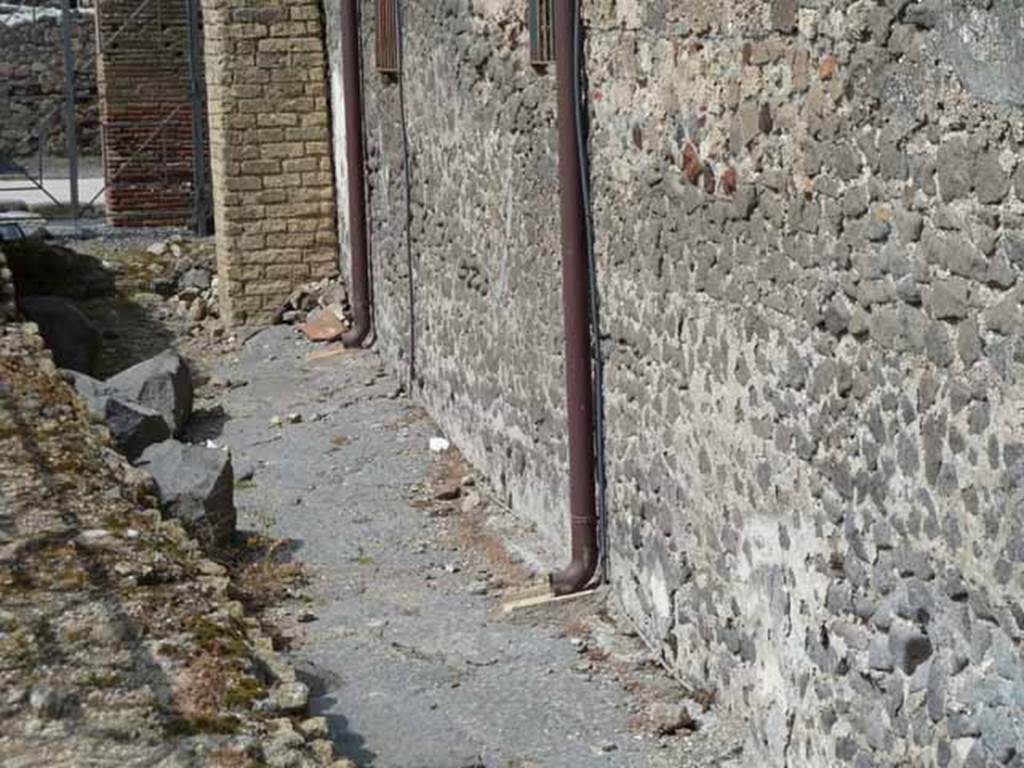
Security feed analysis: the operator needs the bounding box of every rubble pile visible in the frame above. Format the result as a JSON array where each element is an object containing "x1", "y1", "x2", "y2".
[
  {"x1": 0, "y1": 313, "x2": 352, "y2": 767},
  {"x1": 145, "y1": 236, "x2": 223, "y2": 336},
  {"x1": 274, "y1": 279, "x2": 352, "y2": 343},
  {"x1": 67, "y1": 349, "x2": 238, "y2": 550}
]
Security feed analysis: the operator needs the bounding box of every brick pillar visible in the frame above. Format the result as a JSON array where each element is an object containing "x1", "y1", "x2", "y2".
[
  {"x1": 200, "y1": 0, "x2": 338, "y2": 327},
  {"x1": 94, "y1": 0, "x2": 198, "y2": 226}
]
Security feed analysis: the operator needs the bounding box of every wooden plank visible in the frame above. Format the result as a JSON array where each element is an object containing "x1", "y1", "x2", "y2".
[
  {"x1": 501, "y1": 585, "x2": 598, "y2": 614},
  {"x1": 306, "y1": 346, "x2": 354, "y2": 362}
]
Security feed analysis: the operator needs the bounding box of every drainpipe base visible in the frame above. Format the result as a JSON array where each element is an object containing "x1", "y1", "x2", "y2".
[{"x1": 550, "y1": 546, "x2": 599, "y2": 597}]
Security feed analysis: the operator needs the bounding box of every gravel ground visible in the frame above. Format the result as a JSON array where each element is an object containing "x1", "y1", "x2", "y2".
[
  {"x1": 191, "y1": 326, "x2": 748, "y2": 768},
  {"x1": 54, "y1": 224, "x2": 205, "y2": 254},
  {"x1": 22, "y1": 228, "x2": 749, "y2": 767}
]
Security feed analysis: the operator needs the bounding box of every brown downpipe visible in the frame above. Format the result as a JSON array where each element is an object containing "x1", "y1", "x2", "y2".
[
  {"x1": 550, "y1": 0, "x2": 598, "y2": 597},
  {"x1": 340, "y1": 0, "x2": 371, "y2": 348}
]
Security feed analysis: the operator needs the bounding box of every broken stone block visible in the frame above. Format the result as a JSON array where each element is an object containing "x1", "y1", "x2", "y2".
[
  {"x1": 926, "y1": 656, "x2": 947, "y2": 723},
  {"x1": 983, "y1": 288, "x2": 1024, "y2": 336},
  {"x1": 187, "y1": 298, "x2": 207, "y2": 323},
  {"x1": 18, "y1": 295, "x2": 100, "y2": 374},
  {"x1": 268, "y1": 681, "x2": 310, "y2": 715},
  {"x1": 646, "y1": 702, "x2": 695, "y2": 735},
  {"x1": 65, "y1": 369, "x2": 108, "y2": 412},
  {"x1": 974, "y1": 150, "x2": 1010, "y2": 204},
  {"x1": 146, "y1": 241, "x2": 170, "y2": 257},
  {"x1": 263, "y1": 734, "x2": 305, "y2": 768},
  {"x1": 103, "y1": 397, "x2": 171, "y2": 461},
  {"x1": 460, "y1": 490, "x2": 484, "y2": 514},
  {"x1": 179, "y1": 267, "x2": 211, "y2": 292},
  {"x1": 136, "y1": 440, "x2": 236, "y2": 548},
  {"x1": 281, "y1": 286, "x2": 317, "y2": 315},
  {"x1": 65, "y1": 370, "x2": 170, "y2": 460},
  {"x1": 28, "y1": 686, "x2": 68, "y2": 720},
  {"x1": 823, "y1": 295, "x2": 852, "y2": 336},
  {"x1": 105, "y1": 350, "x2": 193, "y2": 435},
  {"x1": 770, "y1": 0, "x2": 796, "y2": 31},
  {"x1": 869, "y1": 634, "x2": 894, "y2": 671},
  {"x1": 937, "y1": 136, "x2": 972, "y2": 201}
]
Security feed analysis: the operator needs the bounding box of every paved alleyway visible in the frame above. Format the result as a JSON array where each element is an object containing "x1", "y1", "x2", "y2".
[{"x1": 193, "y1": 326, "x2": 744, "y2": 768}]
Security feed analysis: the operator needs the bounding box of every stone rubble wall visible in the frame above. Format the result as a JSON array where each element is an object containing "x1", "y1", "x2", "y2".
[
  {"x1": 200, "y1": 0, "x2": 339, "y2": 326},
  {"x1": 0, "y1": 7, "x2": 99, "y2": 160},
  {"x1": 324, "y1": 0, "x2": 572, "y2": 546},
  {"x1": 587, "y1": 2, "x2": 1024, "y2": 765},
  {"x1": 323, "y1": 1, "x2": 1024, "y2": 765}
]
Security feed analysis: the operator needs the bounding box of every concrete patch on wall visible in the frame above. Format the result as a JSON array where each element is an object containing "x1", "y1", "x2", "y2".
[{"x1": 938, "y1": 0, "x2": 1024, "y2": 107}]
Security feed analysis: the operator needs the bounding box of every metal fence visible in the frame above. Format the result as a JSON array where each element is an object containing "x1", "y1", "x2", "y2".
[{"x1": 0, "y1": 0, "x2": 211, "y2": 233}]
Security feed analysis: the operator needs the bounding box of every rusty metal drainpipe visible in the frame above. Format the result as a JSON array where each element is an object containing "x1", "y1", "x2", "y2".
[
  {"x1": 340, "y1": 0, "x2": 371, "y2": 348},
  {"x1": 550, "y1": 0, "x2": 598, "y2": 596}
]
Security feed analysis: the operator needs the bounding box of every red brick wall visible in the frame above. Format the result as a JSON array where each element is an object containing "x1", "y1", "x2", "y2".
[{"x1": 94, "y1": 0, "x2": 201, "y2": 227}]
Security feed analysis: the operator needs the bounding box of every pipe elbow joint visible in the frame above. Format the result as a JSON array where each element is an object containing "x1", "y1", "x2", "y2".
[
  {"x1": 341, "y1": 324, "x2": 370, "y2": 348},
  {"x1": 341, "y1": 305, "x2": 371, "y2": 348},
  {"x1": 549, "y1": 547, "x2": 598, "y2": 597}
]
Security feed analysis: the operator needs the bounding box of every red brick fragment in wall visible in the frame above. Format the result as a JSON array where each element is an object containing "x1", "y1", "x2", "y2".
[
  {"x1": 681, "y1": 143, "x2": 703, "y2": 185},
  {"x1": 721, "y1": 167, "x2": 738, "y2": 195},
  {"x1": 820, "y1": 54, "x2": 837, "y2": 80}
]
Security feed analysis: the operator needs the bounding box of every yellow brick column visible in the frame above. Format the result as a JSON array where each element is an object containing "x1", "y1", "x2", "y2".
[{"x1": 200, "y1": 0, "x2": 339, "y2": 326}]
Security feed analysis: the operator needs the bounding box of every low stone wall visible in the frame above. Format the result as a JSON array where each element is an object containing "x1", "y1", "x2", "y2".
[
  {"x1": 201, "y1": 0, "x2": 338, "y2": 326},
  {"x1": 0, "y1": 289, "x2": 342, "y2": 767},
  {"x1": 0, "y1": 7, "x2": 99, "y2": 160},
  {"x1": 327, "y1": 0, "x2": 1024, "y2": 765}
]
